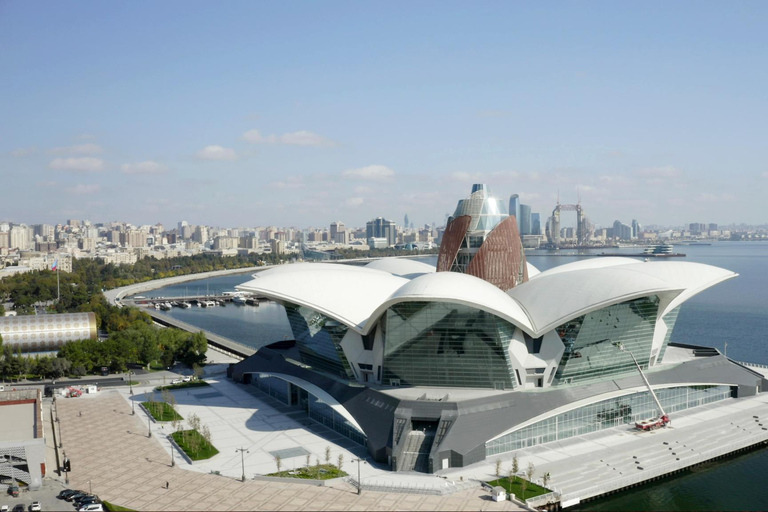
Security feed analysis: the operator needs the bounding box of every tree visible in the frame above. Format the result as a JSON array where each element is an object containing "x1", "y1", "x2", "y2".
[
  {"x1": 305, "y1": 453, "x2": 311, "y2": 468},
  {"x1": 507, "y1": 466, "x2": 514, "y2": 495},
  {"x1": 526, "y1": 461, "x2": 535, "y2": 485},
  {"x1": 495, "y1": 459, "x2": 502, "y2": 479},
  {"x1": 324, "y1": 446, "x2": 331, "y2": 465},
  {"x1": 275, "y1": 454, "x2": 282, "y2": 474},
  {"x1": 521, "y1": 478, "x2": 528, "y2": 501},
  {"x1": 192, "y1": 363, "x2": 204, "y2": 381},
  {"x1": 337, "y1": 453, "x2": 343, "y2": 471},
  {"x1": 542, "y1": 472, "x2": 551, "y2": 489},
  {"x1": 511, "y1": 455, "x2": 519, "y2": 483}
]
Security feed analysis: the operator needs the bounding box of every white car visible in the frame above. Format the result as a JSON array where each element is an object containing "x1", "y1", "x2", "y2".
[
  {"x1": 78, "y1": 504, "x2": 103, "y2": 512},
  {"x1": 1, "y1": 505, "x2": 10, "y2": 512},
  {"x1": 29, "y1": 503, "x2": 42, "y2": 512}
]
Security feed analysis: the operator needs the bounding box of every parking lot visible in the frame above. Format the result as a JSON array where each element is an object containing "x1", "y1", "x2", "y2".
[{"x1": 0, "y1": 479, "x2": 69, "y2": 512}]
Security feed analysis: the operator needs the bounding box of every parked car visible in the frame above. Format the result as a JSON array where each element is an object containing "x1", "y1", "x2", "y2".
[
  {"x1": 73, "y1": 495, "x2": 97, "y2": 505},
  {"x1": 58, "y1": 490, "x2": 77, "y2": 499},
  {"x1": 65, "y1": 492, "x2": 88, "y2": 502},
  {"x1": 11, "y1": 505, "x2": 24, "y2": 512},
  {"x1": 1, "y1": 504, "x2": 10, "y2": 512},
  {"x1": 29, "y1": 502, "x2": 41, "y2": 512},
  {"x1": 77, "y1": 504, "x2": 103, "y2": 512},
  {"x1": 7, "y1": 485, "x2": 19, "y2": 497},
  {"x1": 75, "y1": 497, "x2": 99, "y2": 507}
]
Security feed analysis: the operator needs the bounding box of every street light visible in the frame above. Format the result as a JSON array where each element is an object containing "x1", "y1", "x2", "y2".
[
  {"x1": 88, "y1": 480, "x2": 92, "y2": 495},
  {"x1": 351, "y1": 457, "x2": 367, "y2": 495},
  {"x1": 236, "y1": 447, "x2": 249, "y2": 482},
  {"x1": 148, "y1": 413, "x2": 152, "y2": 438}
]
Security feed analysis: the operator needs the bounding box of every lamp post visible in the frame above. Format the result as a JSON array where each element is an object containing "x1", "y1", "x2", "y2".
[
  {"x1": 351, "y1": 457, "x2": 367, "y2": 495},
  {"x1": 148, "y1": 412, "x2": 152, "y2": 438},
  {"x1": 236, "y1": 447, "x2": 249, "y2": 482},
  {"x1": 88, "y1": 480, "x2": 92, "y2": 495}
]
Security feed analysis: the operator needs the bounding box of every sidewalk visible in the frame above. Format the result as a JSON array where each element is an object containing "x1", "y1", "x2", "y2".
[{"x1": 56, "y1": 390, "x2": 524, "y2": 511}]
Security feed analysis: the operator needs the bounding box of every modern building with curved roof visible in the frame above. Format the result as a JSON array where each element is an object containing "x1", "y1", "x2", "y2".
[{"x1": 232, "y1": 185, "x2": 766, "y2": 474}]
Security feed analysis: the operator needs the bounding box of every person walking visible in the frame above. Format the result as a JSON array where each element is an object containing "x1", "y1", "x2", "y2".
[{"x1": 165, "y1": 481, "x2": 169, "y2": 489}]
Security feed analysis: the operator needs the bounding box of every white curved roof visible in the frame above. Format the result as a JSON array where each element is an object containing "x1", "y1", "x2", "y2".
[
  {"x1": 237, "y1": 263, "x2": 408, "y2": 331},
  {"x1": 364, "y1": 258, "x2": 436, "y2": 277},
  {"x1": 508, "y1": 260, "x2": 737, "y2": 335},
  {"x1": 530, "y1": 257, "x2": 638, "y2": 278},
  {"x1": 237, "y1": 260, "x2": 737, "y2": 338},
  {"x1": 526, "y1": 261, "x2": 541, "y2": 278},
  {"x1": 365, "y1": 271, "x2": 534, "y2": 334}
]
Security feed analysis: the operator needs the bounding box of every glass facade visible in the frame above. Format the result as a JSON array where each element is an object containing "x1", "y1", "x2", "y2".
[
  {"x1": 554, "y1": 296, "x2": 660, "y2": 385},
  {"x1": 251, "y1": 374, "x2": 367, "y2": 446},
  {"x1": 486, "y1": 385, "x2": 732, "y2": 456},
  {"x1": 657, "y1": 306, "x2": 681, "y2": 363},
  {"x1": 284, "y1": 302, "x2": 354, "y2": 379},
  {"x1": 381, "y1": 301, "x2": 516, "y2": 389}
]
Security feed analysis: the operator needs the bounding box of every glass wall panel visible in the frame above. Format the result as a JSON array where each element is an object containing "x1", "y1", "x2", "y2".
[
  {"x1": 382, "y1": 301, "x2": 516, "y2": 389},
  {"x1": 284, "y1": 302, "x2": 353, "y2": 379},
  {"x1": 657, "y1": 306, "x2": 681, "y2": 363},
  {"x1": 486, "y1": 385, "x2": 732, "y2": 456},
  {"x1": 554, "y1": 296, "x2": 660, "y2": 385}
]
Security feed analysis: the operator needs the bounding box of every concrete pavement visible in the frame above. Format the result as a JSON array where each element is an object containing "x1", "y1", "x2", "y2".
[{"x1": 56, "y1": 389, "x2": 523, "y2": 511}]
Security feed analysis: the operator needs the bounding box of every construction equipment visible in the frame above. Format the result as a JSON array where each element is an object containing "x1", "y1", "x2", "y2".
[{"x1": 613, "y1": 341, "x2": 670, "y2": 431}]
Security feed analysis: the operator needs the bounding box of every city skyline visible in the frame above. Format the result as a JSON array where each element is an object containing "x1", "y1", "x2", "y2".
[{"x1": 3, "y1": 2, "x2": 768, "y2": 227}]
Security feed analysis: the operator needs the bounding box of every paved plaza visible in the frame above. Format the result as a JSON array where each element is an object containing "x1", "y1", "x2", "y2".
[{"x1": 56, "y1": 383, "x2": 523, "y2": 511}]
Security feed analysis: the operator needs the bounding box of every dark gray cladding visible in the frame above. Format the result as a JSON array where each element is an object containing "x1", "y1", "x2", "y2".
[{"x1": 232, "y1": 345, "x2": 766, "y2": 471}]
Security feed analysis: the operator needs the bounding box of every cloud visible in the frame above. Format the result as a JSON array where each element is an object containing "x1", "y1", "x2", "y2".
[
  {"x1": 354, "y1": 185, "x2": 373, "y2": 194},
  {"x1": 762, "y1": 171, "x2": 768, "y2": 178},
  {"x1": 449, "y1": 171, "x2": 485, "y2": 182},
  {"x1": 633, "y1": 165, "x2": 683, "y2": 179},
  {"x1": 280, "y1": 131, "x2": 334, "y2": 147},
  {"x1": 50, "y1": 143, "x2": 103, "y2": 155},
  {"x1": 242, "y1": 129, "x2": 335, "y2": 147},
  {"x1": 196, "y1": 145, "x2": 237, "y2": 161},
  {"x1": 697, "y1": 192, "x2": 735, "y2": 202},
  {"x1": 121, "y1": 161, "x2": 169, "y2": 175},
  {"x1": 49, "y1": 157, "x2": 104, "y2": 172},
  {"x1": 346, "y1": 197, "x2": 364, "y2": 207},
  {"x1": 36, "y1": 180, "x2": 58, "y2": 188},
  {"x1": 10, "y1": 147, "x2": 36, "y2": 157},
  {"x1": 65, "y1": 184, "x2": 101, "y2": 195},
  {"x1": 342, "y1": 165, "x2": 395, "y2": 181},
  {"x1": 270, "y1": 176, "x2": 305, "y2": 189}
]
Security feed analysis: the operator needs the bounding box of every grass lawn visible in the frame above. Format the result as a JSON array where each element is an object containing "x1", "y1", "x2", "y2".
[
  {"x1": 103, "y1": 502, "x2": 136, "y2": 511},
  {"x1": 266, "y1": 464, "x2": 348, "y2": 480},
  {"x1": 141, "y1": 401, "x2": 183, "y2": 422},
  {"x1": 487, "y1": 477, "x2": 551, "y2": 501},
  {"x1": 172, "y1": 429, "x2": 219, "y2": 460},
  {"x1": 155, "y1": 380, "x2": 210, "y2": 391}
]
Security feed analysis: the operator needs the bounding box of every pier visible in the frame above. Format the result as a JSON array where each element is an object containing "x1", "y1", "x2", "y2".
[{"x1": 142, "y1": 307, "x2": 256, "y2": 360}]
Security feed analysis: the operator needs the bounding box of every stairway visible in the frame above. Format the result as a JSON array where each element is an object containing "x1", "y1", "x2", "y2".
[{"x1": 398, "y1": 430, "x2": 436, "y2": 472}]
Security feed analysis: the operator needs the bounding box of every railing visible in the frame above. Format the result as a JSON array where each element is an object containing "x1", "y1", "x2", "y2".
[
  {"x1": 345, "y1": 476, "x2": 480, "y2": 496},
  {"x1": 736, "y1": 360, "x2": 768, "y2": 370},
  {"x1": 558, "y1": 430, "x2": 768, "y2": 505},
  {"x1": 526, "y1": 490, "x2": 562, "y2": 508}
]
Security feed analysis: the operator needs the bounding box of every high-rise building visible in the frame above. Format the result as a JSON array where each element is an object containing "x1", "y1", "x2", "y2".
[
  {"x1": 631, "y1": 219, "x2": 642, "y2": 239},
  {"x1": 330, "y1": 221, "x2": 345, "y2": 242},
  {"x1": 404, "y1": 213, "x2": 409, "y2": 229},
  {"x1": 438, "y1": 184, "x2": 527, "y2": 291},
  {"x1": 193, "y1": 225, "x2": 209, "y2": 244},
  {"x1": 366, "y1": 217, "x2": 397, "y2": 247},
  {"x1": 613, "y1": 220, "x2": 633, "y2": 241},
  {"x1": 270, "y1": 239, "x2": 285, "y2": 255},
  {"x1": 519, "y1": 204, "x2": 532, "y2": 235},
  {"x1": 9, "y1": 225, "x2": 30, "y2": 250},
  {"x1": 531, "y1": 213, "x2": 541, "y2": 236},
  {"x1": 508, "y1": 194, "x2": 520, "y2": 230}
]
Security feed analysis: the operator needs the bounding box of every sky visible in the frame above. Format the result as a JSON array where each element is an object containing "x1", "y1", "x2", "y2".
[{"x1": 2, "y1": 1, "x2": 768, "y2": 229}]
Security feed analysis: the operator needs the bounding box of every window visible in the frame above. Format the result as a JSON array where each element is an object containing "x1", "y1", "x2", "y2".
[{"x1": 362, "y1": 333, "x2": 375, "y2": 351}]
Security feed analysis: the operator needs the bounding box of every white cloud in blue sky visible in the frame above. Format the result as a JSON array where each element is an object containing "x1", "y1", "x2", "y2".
[{"x1": 2, "y1": 1, "x2": 767, "y2": 227}]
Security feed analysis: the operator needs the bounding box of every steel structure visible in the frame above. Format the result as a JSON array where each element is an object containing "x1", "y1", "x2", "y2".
[{"x1": 548, "y1": 202, "x2": 590, "y2": 246}]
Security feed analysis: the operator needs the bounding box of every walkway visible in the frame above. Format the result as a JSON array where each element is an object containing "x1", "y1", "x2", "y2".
[{"x1": 56, "y1": 389, "x2": 523, "y2": 511}]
